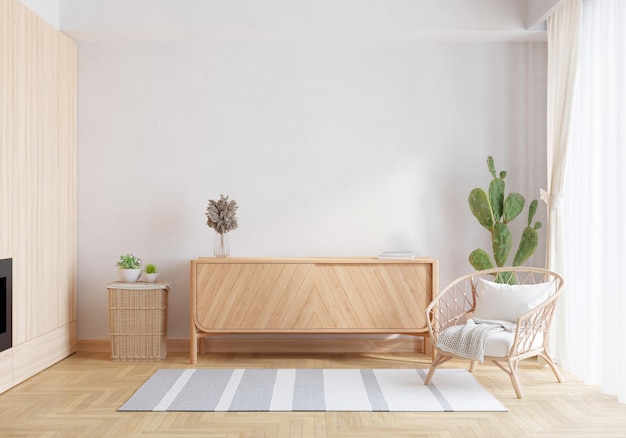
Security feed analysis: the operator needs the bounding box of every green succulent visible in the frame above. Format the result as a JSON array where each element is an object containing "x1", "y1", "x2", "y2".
[{"x1": 116, "y1": 253, "x2": 142, "y2": 270}]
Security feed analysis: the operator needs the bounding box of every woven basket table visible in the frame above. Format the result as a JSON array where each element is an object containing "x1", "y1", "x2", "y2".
[{"x1": 107, "y1": 281, "x2": 170, "y2": 361}]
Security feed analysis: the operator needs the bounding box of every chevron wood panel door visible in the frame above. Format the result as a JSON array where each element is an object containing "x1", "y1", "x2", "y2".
[
  {"x1": 191, "y1": 258, "x2": 438, "y2": 364},
  {"x1": 313, "y1": 263, "x2": 431, "y2": 330},
  {"x1": 194, "y1": 262, "x2": 315, "y2": 331}
]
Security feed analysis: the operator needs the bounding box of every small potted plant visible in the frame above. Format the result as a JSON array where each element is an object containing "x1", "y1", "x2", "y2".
[
  {"x1": 116, "y1": 253, "x2": 142, "y2": 283},
  {"x1": 142, "y1": 263, "x2": 160, "y2": 283}
]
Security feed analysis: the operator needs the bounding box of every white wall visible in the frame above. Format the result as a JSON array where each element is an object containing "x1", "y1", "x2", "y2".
[
  {"x1": 78, "y1": 40, "x2": 547, "y2": 339},
  {"x1": 19, "y1": 0, "x2": 60, "y2": 28}
]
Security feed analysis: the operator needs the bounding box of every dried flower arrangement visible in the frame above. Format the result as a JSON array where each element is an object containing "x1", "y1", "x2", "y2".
[{"x1": 205, "y1": 194, "x2": 239, "y2": 234}]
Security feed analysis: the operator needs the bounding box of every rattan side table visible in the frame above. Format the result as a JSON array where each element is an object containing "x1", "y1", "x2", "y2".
[{"x1": 107, "y1": 281, "x2": 170, "y2": 361}]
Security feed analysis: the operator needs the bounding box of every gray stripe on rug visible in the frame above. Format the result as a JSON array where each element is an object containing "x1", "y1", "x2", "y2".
[
  {"x1": 360, "y1": 369, "x2": 389, "y2": 411},
  {"x1": 293, "y1": 369, "x2": 325, "y2": 411},
  {"x1": 154, "y1": 369, "x2": 195, "y2": 410},
  {"x1": 122, "y1": 369, "x2": 186, "y2": 411},
  {"x1": 168, "y1": 369, "x2": 235, "y2": 411},
  {"x1": 416, "y1": 369, "x2": 453, "y2": 411},
  {"x1": 229, "y1": 369, "x2": 278, "y2": 411}
]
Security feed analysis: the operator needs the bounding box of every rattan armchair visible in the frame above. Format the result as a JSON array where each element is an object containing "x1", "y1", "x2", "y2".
[{"x1": 424, "y1": 267, "x2": 565, "y2": 398}]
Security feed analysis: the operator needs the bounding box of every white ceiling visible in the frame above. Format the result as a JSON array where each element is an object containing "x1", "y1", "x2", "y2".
[{"x1": 21, "y1": 0, "x2": 563, "y2": 43}]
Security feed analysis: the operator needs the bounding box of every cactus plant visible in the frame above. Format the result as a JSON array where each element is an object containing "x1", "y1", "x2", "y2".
[{"x1": 468, "y1": 157, "x2": 542, "y2": 279}]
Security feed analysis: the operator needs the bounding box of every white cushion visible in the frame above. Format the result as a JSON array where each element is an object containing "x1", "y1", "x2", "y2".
[
  {"x1": 483, "y1": 331, "x2": 543, "y2": 358},
  {"x1": 483, "y1": 331, "x2": 515, "y2": 357},
  {"x1": 474, "y1": 278, "x2": 553, "y2": 323}
]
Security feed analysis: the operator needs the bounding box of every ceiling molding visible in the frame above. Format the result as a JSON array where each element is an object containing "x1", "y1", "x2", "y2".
[
  {"x1": 526, "y1": 0, "x2": 565, "y2": 29},
  {"x1": 55, "y1": 0, "x2": 546, "y2": 43}
]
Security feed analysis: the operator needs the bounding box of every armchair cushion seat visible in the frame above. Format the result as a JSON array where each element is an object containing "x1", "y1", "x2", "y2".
[
  {"x1": 436, "y1": 319, "x2": 515, "y2": 361},
  {"x1": 436, "y1": 319, "x2": 544, "y2": 360},
  {"x1": 483, "y1": 330, "x2": 543, "y2": 358}
]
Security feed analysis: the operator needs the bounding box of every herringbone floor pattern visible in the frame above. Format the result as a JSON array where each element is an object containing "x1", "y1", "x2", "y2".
[{"x1": 1, "y1": 352, "x2": 625, "y2": 437}]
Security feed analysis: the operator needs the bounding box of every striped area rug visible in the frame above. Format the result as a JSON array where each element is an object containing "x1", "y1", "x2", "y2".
[{"x1": 119, "y1": 368, "x2": 506, "y2": 412}]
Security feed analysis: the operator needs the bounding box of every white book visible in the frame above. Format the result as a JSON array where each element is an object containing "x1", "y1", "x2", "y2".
[{"x1": 378, "y1": 251, "x2": 415, "y2": 259}]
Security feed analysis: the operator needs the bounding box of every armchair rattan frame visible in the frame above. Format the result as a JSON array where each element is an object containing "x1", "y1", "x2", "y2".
[{"x1": 424, "y1": 267, "x2": 565, "y2": 399}]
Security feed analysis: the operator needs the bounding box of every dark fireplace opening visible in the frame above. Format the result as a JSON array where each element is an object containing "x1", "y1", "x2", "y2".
[
  {"x1": 0, "y1": 258, "x2": 12, "y2": 353},
  {"x1": 0, "y1": 278, "x2": 5, "y2": 333}
]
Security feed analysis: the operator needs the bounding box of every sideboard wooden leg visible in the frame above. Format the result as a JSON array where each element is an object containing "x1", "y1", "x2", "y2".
[{"x1": 190, "y1": 330, "x2": 197, "y2": 365}]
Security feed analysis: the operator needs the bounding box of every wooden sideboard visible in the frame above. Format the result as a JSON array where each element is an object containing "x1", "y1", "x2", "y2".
[{"x1": 189, "y1": 257, "x2": 438, "y2": 364}]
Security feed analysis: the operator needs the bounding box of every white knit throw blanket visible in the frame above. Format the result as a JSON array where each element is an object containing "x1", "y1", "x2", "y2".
[{"x1": 436, "y1": 319, "x2": 516, "y2": 361}]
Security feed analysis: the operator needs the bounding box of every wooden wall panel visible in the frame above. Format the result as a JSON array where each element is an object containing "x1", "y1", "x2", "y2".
[
  {"x1": 12, "y1": 321, "x2": 77, "y2": 386},
  {"x1": 57, "y1": 33, "x2": 78, "y2": 325},
  {"x1": 10, "y1": 0, "x2": 77, "y2": 342},
  {"x1": 38, "y1": 17, "x2": 59, "y2": 333},
  {"x1": 0, "y1": 349, "x2": 12, "y2": 393},
  {"x1": 0, "y1": 0, "x2": 77, "y2": 394},
  {"x1": 0, "y1": 0, "x2": 13, "y2": 259},
  {"x1": 12, "y1": 1, "x2": 40, "y2": 343}
]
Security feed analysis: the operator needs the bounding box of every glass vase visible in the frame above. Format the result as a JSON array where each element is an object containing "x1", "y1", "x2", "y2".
[{"x1": 214, "y1": 232, "x2": 230, "y2": 258}]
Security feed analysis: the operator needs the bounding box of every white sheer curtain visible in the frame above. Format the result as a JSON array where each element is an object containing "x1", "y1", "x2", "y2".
[
  {"x1": 544, "y1": 0, "x2": 581, "y2": 364},
  {"x1": 563, "y1": 0, "x2": 626, "y2": 403}
]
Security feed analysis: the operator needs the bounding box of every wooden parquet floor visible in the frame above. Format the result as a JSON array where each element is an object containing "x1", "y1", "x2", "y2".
[{"x1": 1, "y1": 352, "x2": 625, "y2": 438}]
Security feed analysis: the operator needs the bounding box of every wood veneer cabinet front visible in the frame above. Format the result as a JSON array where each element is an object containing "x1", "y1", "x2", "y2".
[
  {"x1": 0, "y1": 0, "x2": 77, "y2": 394},
  {"x1": 190, "y1": 258, "x2": 438, "y2": 364}
]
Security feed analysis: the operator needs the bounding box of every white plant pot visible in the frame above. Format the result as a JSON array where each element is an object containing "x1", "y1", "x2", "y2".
[
  {"x1": 143, "y1": 272, "x2": 160, "y2": 283},
  {"x1": 118, "y1": 268, "x2": 142, "y2": 283}
]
